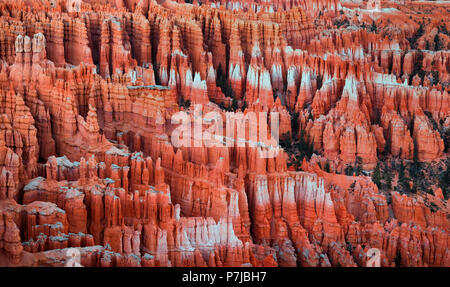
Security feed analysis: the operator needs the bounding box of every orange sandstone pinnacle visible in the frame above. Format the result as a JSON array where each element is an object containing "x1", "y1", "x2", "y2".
[{"x1": 0, "y1": 0, "x2": 448, "y2": 267}]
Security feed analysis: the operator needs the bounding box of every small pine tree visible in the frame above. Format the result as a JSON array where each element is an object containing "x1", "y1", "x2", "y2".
[
  {"x1": 298, "y1": 129, "x2": 306, "y2": 151},
  {"x1": 279, "y1": 133, "x2": 292, "y2": 151},
  {"x1": 398, "y1": 161, "x2": 410, "y2": 192},
  {"x1": 370, "y1": 20, "x2": 377, "y2": 32},
  {"x1": 434, "y1": 33, "x2": 441, "y2": 51},
  {"x1": 345, "y1": 164, "x2": 354, "y2": 176},
  {"x1": 324, "y1": 161, "x2": 331, "y2": 173},
  {"x1": 347, "y1": 243, "x2": 353, "y2": 253},
  {"x1": 231, "y1": 98, "x2": 238, "y2": 111},
  {"x1": 398, "y1": 161, "x2": 405, "y2": 180},
  {"x1": 410, "y1": 143, "x2": 422, "y2": 178},
  {"x1": 241, "y1": 101, "x2": 247, "y2": 112},
  {"x1": 383, "y1": 162, "x2": 393, "y2": 190},
  {"x1": 417, "y1": 21, "x2": 424, "y2": 37},
  {"x1": 306, "y1": 136, "x2": 314, "y2": 158},
  {"x1": 439, "y1": 24, "x2": 448, "y2": 36},
  {"x1": 372, "y1": 162, "x2": 382, "y2": 188},
  {"x1": 154, "y1": 63, "x2": 161, "y2": 84},
  {"x1": 291, "y1": 112, "x2": 299, "y2": 137},
  {"x1": 217, "y1": 64, "x2": 224, "y2": 84},
  {"x1": 386, "y1": 174, "x2": 392, "y2": 190},
  {"x1": 383, "y1": 139, "x2": 391, "y2": 156},
  {"x1": 355, "y1": 156, "x2": 363, "y2": 176},
  {"x1": 411, "y1": 179, "x2": 418, "y2": 194}
]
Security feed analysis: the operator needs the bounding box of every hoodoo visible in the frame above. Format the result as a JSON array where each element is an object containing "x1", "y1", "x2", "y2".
[{"x1": 0, "y1": 0, "x2": 448, "y2": 268}]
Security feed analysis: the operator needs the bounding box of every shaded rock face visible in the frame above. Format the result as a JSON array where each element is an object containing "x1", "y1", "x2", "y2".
[{"x1": 0, "y1": 0, "x2": 448, "y2": 267}]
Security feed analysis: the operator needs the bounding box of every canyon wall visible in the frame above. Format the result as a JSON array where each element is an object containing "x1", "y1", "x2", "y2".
[{"x1": 0, "y1": 0, "x2": 448, "y2": 267}]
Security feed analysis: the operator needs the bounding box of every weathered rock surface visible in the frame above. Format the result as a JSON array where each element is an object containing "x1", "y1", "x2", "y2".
[{"x1": 0, "y1": 0, "x2": 448, "y2": 267}]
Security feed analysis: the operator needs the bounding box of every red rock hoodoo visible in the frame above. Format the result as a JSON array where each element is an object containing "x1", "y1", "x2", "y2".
[{"x1": 0, "y1": 0, "x2": 448, "y2": 267}]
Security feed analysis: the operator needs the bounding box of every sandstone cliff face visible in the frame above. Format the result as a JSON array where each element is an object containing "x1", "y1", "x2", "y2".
[{"x1": 0, "y1": 0, "x2": 448, "y2": 267}]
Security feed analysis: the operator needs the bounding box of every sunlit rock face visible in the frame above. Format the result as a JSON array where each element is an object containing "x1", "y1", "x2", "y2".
[{"x1": 0, "y1": 0, "x2": 448, "y2": 267}]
